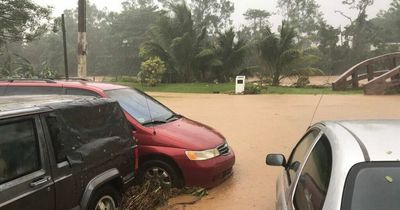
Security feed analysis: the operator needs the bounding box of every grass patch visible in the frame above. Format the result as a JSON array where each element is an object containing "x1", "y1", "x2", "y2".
[
  {"x1": 114, "y1": 82, "x2": 235, "y2": 93},
  {"x1": 112, "y1": 82, "x2": 363, "y2": 95}
]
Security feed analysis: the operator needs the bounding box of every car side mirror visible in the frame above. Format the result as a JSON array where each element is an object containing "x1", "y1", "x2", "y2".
[
  {"x1": 266, "y1": 154, "x2": 286, "y2": 167},
  {"x1": 66, "y1": 153, "x2": 84, "y2": 167}
]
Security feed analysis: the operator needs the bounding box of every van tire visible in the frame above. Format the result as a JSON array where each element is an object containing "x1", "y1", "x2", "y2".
[
  {"x1": 87, "y1": 185, "x2": 120, "y2": 210},
  {"x1": 140, "y1": 160, "x2": 182, "y2": 188}
]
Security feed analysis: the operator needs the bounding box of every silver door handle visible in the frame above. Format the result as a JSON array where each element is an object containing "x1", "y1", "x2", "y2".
[{"x1": 30, "y1": 176, "x2": 51, "y2": 187}]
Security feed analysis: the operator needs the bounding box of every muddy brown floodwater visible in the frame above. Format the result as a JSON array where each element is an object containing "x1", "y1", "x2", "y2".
[{"x1": 150, "y1": 93, "x2": 400, "y2": 210}]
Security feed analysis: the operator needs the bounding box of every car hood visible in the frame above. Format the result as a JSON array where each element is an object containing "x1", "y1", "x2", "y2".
[{"x1": 153, "y1": 117, "x2": 225, "y2": 150}]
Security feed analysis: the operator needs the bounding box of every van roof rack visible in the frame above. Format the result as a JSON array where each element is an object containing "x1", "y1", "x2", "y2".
[
  {"x1": 0, "y1": 78, "x2": 57, "y2": 83},
  {"x1": 61, "y1": 77, "x2": 91, "y2": 82}
]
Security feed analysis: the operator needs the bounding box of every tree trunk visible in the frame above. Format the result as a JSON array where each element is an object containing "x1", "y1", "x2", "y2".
[
  {"x1": 272, "y1": 69, "x2": 281, "y2": 86},
  {"x1": 200, "y1": 69, "x2": 206, "y2": 82}
]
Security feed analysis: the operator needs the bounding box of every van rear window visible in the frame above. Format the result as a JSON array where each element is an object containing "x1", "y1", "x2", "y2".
[{"x1": 342, "y1": 162, "x2": 400, "y2": 210}]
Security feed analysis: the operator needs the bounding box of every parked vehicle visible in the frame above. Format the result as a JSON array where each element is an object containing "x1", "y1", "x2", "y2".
[
  {"x1": 266, "y1": 120, "x2": 400, "y2": 210},
  {"x1": 0, "y1": 80, "x2": 235, "y2": 188},
  {"x1": 0, "y1": 95, "x2": 137, "y2": 210}
]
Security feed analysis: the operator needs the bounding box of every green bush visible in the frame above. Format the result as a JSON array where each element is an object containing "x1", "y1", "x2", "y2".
[
  {"x1": 139, "y1": 57, "x2": 166, "y2": 86},
  {"x1": 118, "y1": 76, "x2": 137, "y2": 83},
  {"x1": 294, "y1": 76, "x2": 310, "y2": 88},
  {"x1": 38, "y1": 61, "x2": 57, "y2": 79},
  {"x1": 244, "y1": 83, "x2": 262, "y2": 94}
]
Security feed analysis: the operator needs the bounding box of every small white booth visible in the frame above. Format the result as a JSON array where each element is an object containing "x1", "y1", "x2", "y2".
[{"x1": 235, "y1": 76, "x2": 246, "y2": 94}]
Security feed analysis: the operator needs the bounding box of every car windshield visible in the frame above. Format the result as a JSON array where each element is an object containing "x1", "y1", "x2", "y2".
[
  {"x1": 105, "y1": 88, "x2": 174, "y2": 125},
  {"x1": 342, "y1": 162, "x2": 400, "y2": 210}
]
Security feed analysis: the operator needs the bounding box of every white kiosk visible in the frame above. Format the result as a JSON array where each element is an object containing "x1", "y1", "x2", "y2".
[{"x1": 235, "y1": 76, "x2": 246, "y2": 94}]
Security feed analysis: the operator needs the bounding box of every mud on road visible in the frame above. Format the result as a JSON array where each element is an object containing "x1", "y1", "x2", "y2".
[{"x1": 150, "y1": 93, "x2": 400, "y2": 210}]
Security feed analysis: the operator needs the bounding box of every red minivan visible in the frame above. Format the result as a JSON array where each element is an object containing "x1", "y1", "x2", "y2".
[{"x1": 0, "y1": 80, "x2": 235, "y2": 188}]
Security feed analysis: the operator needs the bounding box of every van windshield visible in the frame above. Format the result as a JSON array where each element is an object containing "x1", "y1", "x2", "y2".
[
  {"x1": 342, "y1": 162, "x2": 400, "y2": 210},
  {"x1": 105, "y1": 88, "x2": 175, "y2": 125}
]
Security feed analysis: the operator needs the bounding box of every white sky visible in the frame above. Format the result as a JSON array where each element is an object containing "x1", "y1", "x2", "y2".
[{"x1": 34, "y1": 0, "x2": 392, "y2": 29}]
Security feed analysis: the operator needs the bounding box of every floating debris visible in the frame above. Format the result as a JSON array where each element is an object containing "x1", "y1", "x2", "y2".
[
  {"x1": 385, "y1": 176, "x2": 393, "y2": 183},
  {"x1": 121, "y1": 182, "x2": 208, "y2": 210}
]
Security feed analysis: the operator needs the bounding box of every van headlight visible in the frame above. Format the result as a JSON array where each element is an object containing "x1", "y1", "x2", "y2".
[{"x1": 185, "y1": 148, "x2": 220, "y2": 161}]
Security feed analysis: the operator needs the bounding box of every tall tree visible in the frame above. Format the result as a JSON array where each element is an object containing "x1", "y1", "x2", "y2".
[
  {"x1": 257, "y1": 22, "x2": 301, "y2": 86},
  {"x1": 277, "y1": 0, "x2": 323, "y2": 47},
  {"x1": 0, "y1": 0, "x2": 51, "y2": 46},
  {"x1": 311, "y1": 22, "x2": 355, "y2": 75},
  {"x1": 105, "y1": 3, "x2": 159, "y2": 76},
  {"x1": 5, "y1": 9, "x2": 78, "y2": 77},
  {"x1": 243, "y1": 9, "x2": 271, "y2": 35},
  {"x1": 122, "y1": 0, "x2": 157, "y2": 9},
  {"x1": 315, "y1": 22, "x2": 345, "y2": 74},
  {"x1": 338, "y1": 0, "x2": 376, "y2": 62},
  {"x1": 190, "y1": 0, "x2": 234, "y2": 33},
  {"x1": 140, "y1": 2, "x2": 208, "y2": 82},
  {"x1": 5, "y1": 0, "x2": 160, "y2": 77},
  {"x1": 371, "y1": 0, "x2": 400, "y2": 45},
  {"x1": 212, "y1": 28, "x2": 247, "y2": 82}
]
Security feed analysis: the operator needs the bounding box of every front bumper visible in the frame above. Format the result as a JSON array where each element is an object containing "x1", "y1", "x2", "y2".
[{"x1": 179, "y1": 147, "x2": 235, "y2": 188}]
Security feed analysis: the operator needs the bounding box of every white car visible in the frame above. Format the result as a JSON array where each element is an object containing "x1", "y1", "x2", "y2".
[{"x1": 266, "y1": 120, "x2": 400, "y2": 210}]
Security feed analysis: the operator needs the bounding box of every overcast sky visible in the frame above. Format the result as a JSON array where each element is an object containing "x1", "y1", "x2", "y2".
[{"x1": 34, "y1": 0, "x2": 392, "y2": 29}]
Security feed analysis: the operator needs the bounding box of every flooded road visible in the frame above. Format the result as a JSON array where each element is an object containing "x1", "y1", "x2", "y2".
[{"x1": 151, "y1": 93, "x2": 400, "y2": 210}]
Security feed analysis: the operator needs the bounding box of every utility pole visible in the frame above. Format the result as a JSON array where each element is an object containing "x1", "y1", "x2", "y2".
[
  {"x1": 61, "y1": 14, "x2": 69, "y2": 80},
  {"x1": 77, "y1": 0, "x2": 87, "y2": 78}
]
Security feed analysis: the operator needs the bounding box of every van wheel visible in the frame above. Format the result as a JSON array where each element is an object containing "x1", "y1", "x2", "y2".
[
  {"x1": 87, "y1": 185, "x2": 120, "y2": 210},
  {"x1": 140, "y1": 160, "x2": 182, "y2": 188}
]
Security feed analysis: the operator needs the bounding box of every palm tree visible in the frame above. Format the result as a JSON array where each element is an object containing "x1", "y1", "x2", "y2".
[
  {"x1": 140, "y1": 2, "x2": 207, "y2": 82},
  {"x1": 141, "y1": 3, "x2": 248, "y2": 83},
  {"x1": 213, "y1": 28, "x2": 247, "y2": 82},
  {"x1": 192, "y1": 28, "x2": 247, "y2": 82},
  {"x1": 258, "y1": 21, "x2": 301, "y2": 86}
]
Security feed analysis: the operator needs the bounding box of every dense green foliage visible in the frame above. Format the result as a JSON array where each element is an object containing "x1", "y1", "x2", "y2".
[
  {"x1": 0, "y1": 0, "x2": 52, "y2": 77},
  {"x1": 258, "y1": 22, "x2": 301, "y2": 86},
  {"x1": 139, "y1": 56, "x2": 166, "y2": 86},
  {"x1": 0, "y1": 0, "x2": 51, "y2": 45},
  {"x1": 1, "y1": 0, "x2": 400, "y2": 85}
]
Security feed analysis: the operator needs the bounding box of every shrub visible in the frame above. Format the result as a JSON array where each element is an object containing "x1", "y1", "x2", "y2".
[
  {"x1": 244, "y1": 83, "x2": 262, "y2": 94},
  {"x1": 38, "y1": 61, "x2": 57, "y2": 79},
  {"x1": 294, "y1": 76, "x2": 310, "y2": 88},
  {"x1": 139, "y1": 57, "x2": 166, "y2": 86},
  {"x1": 119, "y1": 76, "x2": 138, "y2": 83}
]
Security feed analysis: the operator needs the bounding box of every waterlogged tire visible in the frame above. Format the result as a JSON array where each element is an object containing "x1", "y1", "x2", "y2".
[
  {"x1": 140, "y1": 160, "x2": 182, "y2": 188},
  {"x1": 87, "y1": 185, "x2": 120, "y2": 210}
]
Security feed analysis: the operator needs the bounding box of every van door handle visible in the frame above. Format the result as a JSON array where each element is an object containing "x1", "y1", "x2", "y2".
[{"x1": 30, "y1": 176, "x2": 51, "y2": 187}]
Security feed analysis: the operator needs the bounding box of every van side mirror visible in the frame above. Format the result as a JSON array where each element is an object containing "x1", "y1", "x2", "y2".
[
  {"x1": 66, "y1": 153, "x2": 83, "y2": 167},
  {"x1": 266, "y1": 154, "x2": 286, "y2": 167}
]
